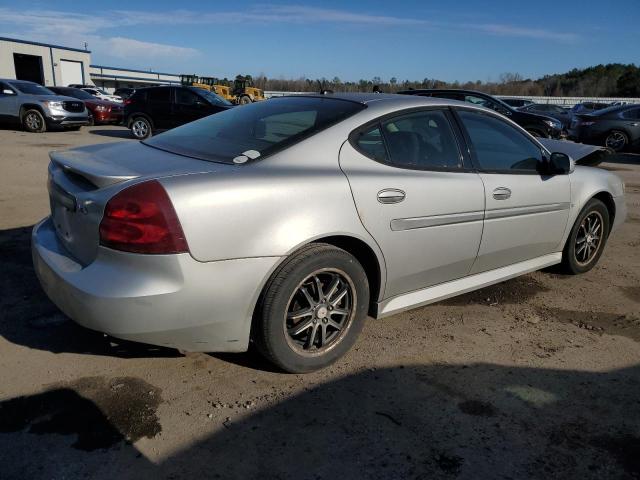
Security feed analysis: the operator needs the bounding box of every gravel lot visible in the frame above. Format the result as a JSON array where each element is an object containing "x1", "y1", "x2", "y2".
[{"x1": 1, "y1": 125, "x2": 639, "y2": 479}]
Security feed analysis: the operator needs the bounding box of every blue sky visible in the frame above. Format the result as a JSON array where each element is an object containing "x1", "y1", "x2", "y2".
[{"x1": 1, "y1": 1, "x2": 638, "y2": 82}]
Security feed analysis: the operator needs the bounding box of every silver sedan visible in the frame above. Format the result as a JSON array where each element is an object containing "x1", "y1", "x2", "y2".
[{"x1": 32, "y1": 93, "x2": 626, "y2": 372}]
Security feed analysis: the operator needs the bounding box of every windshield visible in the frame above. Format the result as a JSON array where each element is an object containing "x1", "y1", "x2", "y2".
[
  {"x1": 145, "y1": 96, "x2": 365, "y2": 163},
  {"x1": 55, "y1": 88, "x2": 94, "y2": 100},
  {"x1": 9, "y1": 82, "x2": 54, "y2": 95},
  {"x1": 192, "y1": 88, "x2": 233, "y2": 106}
]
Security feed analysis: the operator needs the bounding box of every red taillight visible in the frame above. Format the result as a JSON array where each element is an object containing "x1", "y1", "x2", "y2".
[{"x1": 99, "y1": 180, "x2": 189, "y2": 254}]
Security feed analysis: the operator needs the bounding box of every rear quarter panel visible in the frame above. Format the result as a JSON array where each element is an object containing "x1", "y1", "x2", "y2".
[{"x1": 160, "y1": 124, "x2": 385, "y2": 271}]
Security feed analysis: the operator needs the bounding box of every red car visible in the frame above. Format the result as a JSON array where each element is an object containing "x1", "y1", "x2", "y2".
[{"x1": 48, "y1": 87, "x2": 123, "y2": 125}]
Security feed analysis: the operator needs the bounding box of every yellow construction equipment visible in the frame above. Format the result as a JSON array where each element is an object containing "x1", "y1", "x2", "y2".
[{"x1": 180, "y1": 74, "x2": 264, "y2": 104}]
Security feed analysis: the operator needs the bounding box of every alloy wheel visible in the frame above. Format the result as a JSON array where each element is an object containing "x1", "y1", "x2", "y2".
[
  {"x1": 605, "y1": 131, "x2": 626, "y2": 151},
  {"x1": 575, "y1": 211, "x2": 604, "y2": 266},
  {"x1": 25, "y1": 112, "x2": 42, "y2": 131},
  {"x1": 132, "y1": 120, "x2": 149, "y2": 138},
  {"x1": 284, "y1": 268, "x2": 356, "y2": 356}
]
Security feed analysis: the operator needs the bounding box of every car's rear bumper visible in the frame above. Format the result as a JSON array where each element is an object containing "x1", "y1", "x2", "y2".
[{"x1": 32, "y1": 217, "x2": 280, "y2": 352}]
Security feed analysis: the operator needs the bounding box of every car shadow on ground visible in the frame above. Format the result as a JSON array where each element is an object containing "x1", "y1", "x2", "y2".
[
  {"x1": 1, "y1": 363, "x2": 639, "y2": 479},
  {"x1": 0, "y1": 226, "x2": 180, "y2": 359},
  {"x1": 89, "y1": 128, "x2": 132, "y2": 139}
]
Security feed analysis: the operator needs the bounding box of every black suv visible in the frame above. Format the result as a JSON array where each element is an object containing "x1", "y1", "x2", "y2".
[
  {"x1": 398, "y1": 89, "x2": 563, "y2": 138},
  {"x1": 125, "y1": 86, "x2": 233, "y2": 139}
]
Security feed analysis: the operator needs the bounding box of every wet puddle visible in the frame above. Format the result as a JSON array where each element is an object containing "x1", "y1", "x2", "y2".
[{"x1": 0, "y1": 376, "x2": 162, "y2": 451}]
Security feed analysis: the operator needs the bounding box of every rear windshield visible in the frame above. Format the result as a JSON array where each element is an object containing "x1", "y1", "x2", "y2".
[
  {"x1": 9, "y1": 82, "x2": 54, "y2": 95},
  {"x1": 144, "y1": 96, "x2": 365, "y2": 163}
]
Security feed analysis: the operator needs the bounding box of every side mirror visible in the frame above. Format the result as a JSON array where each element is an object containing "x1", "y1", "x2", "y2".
[
  {"x1": 548, "y1": 152, "x2": 574, "y2": 175},
  {"x1": 497, "y1": 107, "x2": 512, "y2": 116},
  {"x1": 2, "y1": 89, "x2": 15, "y2": 95}
]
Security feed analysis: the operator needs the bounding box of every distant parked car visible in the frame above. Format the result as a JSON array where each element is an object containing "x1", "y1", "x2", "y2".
[
  {"x1": 519, "y1": 103, "x2": 572, "y2": 130},
  {"x1": 49, "y1": 87, "x2": 123, "y2": 125},
  {"x1": 0, "y1": 79, "x2": 89, "y2": 132},
  {"x1": 501, "y1": 98, "x2": 535, "y2": 108},
  {"x1": 569, "y1": 104, "x2": 640, "y2": 151},
  {"x1": 570, "y1": 102, "x2": 610, "y2": 115},
  {"x1": 78, "y1": 87, "x2": 123, "y2": 104},
  {"x1": 398, "y1": 89, "x2": 563, "y2": 138},
  {"x1": 113, "y1": 88, "x2": 136, "y2": 100},
  {"x1": 125, "y1": 85, "x2": 233, "y2": 139}
]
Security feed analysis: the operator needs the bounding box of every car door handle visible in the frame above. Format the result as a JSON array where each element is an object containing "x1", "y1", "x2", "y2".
[
  {"x1": 377, "y1": 189, "x2": 406, "y2": 204},
  {"x1": 629, "y1": 123, "x2": 639, "y2": 127},
  {"x1": 492, "y1": 187, "x2": 511, "y2": 200}
]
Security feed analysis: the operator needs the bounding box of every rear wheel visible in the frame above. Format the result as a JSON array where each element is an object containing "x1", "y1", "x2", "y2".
[
  {"x1": 131, "y1": 116, "x2": 152, "y2": 139},
  {"x1": 604, "y1": 130, "x2": 628, "y2": 152},
  {"x1": 239, "y1": 95, "x2": 252, "y2": 105},
  {"x1": 561, "y1": 198, "x2": 610, "y2": 274},
  {"x1": 22, "y1": 109, "x2": 46, "y2": 133},
  {"x1": 253, "y1": 244, "x2": 369, "y2": 373}
]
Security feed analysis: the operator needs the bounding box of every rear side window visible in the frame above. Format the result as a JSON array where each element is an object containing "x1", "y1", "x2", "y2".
[
  {"x1": 457, "y1": 109, "x2": 542, "y2": 172},
  {"x1": 354, "y1": 110, "x2": 461, "y2": 170},
  {"x1": 145, "y1": 96, "x2": 365, "y2": 164},
  {"x1": 147, "y1": 88, "x2": 170, "y2": 102}
]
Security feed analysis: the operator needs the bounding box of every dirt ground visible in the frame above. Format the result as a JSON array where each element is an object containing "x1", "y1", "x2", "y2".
[{"x1": 0, "y1": 125, "x2": 639, "y2": 480}]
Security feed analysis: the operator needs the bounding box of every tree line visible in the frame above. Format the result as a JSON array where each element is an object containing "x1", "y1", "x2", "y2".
[{"x1": 247, "y1": 63, "x2": 640, "y2": 97}]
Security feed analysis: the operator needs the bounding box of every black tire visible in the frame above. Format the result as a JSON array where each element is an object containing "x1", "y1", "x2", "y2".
[
  {"x1": 239, "y1": 95, "x2": 252, "y2": 105},
  {"x1": 253, "y1": 243, "x2": 370, "y2": 373},
  {"x1": 561, "y1": 198, "x2": 610, "y2": 274},
  {"x1": 22, "y1": 109, "x2": 46, "y2": 133},
  {"x1": 130, "y1": 116, "x2": 152, "y2": 139},
  {"x1": 604, "y1": 130, "x2": 628, "y2": 152}
]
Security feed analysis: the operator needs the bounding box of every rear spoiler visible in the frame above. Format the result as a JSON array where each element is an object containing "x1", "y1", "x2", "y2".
[{"x1": 50, "y1": 150, "x2": 137, "y2": 189}]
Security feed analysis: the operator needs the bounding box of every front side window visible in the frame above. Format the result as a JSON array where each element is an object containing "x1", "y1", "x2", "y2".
[
  {"x1": 175, "y1": 89, "x2": 201, "y2": 105},
  {"x1": 457, "y1": 109, "x2": 542, "y2": 172},
  {"x1": 145, "y1": 96, "x2": 365, "y2": 164},
  {"x1": 354, "y1": 110, "x2": 461, "y2": 169}
]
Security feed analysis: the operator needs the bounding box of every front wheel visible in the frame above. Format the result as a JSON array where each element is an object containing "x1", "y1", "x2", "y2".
[
  {"x1": 130, "y1": 117, "x2": 152, "y2": 139},
  {"x1": 239, "y1": 95, "x2": 252, "y2": 105},
  {"x1": 22, "y1": 109, "x2": 46, "y2": 133},
  {"x1": 253, "y1": 244, "x2": 370, "y2": 373},
  {"x1": 561, "y1": 198, "x2": 610, "y2": 274}
]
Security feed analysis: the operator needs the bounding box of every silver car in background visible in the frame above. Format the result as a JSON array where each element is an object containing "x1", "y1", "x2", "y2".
[{"x1": 32, "y1": 93, "x2": 626, "y2": 372}]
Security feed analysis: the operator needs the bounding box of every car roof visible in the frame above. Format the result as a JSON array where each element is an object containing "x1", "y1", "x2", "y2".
[{"x1": 280, "y1": 92, "x2": 469, "y2": 108}]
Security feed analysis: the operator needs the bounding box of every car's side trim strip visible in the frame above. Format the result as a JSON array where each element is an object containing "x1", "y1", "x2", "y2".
[
  {"x1": 376, "y1": 252, "x2": 562, "y2": 318},
  {"x1": 390, "y1": 210, "x2": 484, "y2": 231},
  {"x1": 485, "y1": 202, "x2": 570, "y2": 220}
]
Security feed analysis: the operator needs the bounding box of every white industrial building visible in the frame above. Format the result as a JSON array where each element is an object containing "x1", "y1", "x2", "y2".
[{"x1": 0, "y1": 36, "x2": 181, "y2": 91}]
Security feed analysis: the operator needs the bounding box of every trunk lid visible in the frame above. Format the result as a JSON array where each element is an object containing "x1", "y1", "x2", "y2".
[{"x1": 48, "y1": 141, "x2": 234, "y2": 264}]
